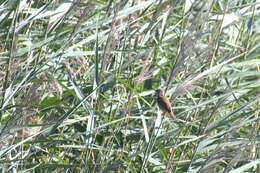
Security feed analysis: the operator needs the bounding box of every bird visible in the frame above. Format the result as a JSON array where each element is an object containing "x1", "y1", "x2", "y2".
[{"x1": 155, "y1": 89, "x2": 176, "y2": 120}]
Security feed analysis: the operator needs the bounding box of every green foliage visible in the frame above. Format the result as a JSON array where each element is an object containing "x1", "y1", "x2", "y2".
[{"x1": 0, "y1": 0, "x2": 259, "y2": 172}]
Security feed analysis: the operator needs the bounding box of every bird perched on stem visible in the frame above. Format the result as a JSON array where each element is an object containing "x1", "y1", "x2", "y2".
[{"x1": 155, "y1": 89, "x2": 176, "y2": 120}]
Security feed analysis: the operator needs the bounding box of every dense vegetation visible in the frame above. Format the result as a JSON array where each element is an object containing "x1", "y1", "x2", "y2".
[{"x1": 0, "y1": 0, "x2": 259, "y2": 172}]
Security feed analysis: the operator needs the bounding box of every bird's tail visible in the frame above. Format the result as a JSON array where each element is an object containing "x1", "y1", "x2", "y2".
[{"x1": 170, "y1": 112, "x2": 176, "y2": 120}]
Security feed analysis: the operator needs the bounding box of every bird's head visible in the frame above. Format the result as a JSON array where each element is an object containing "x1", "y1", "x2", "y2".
[{"x1": 155, "y1": 89, "x2": 164, "y2": 96}]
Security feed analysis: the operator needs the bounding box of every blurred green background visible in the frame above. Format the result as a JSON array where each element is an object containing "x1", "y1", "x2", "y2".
[{"x1": 0, "y1": 0, "x2": 259, "y2": 172}]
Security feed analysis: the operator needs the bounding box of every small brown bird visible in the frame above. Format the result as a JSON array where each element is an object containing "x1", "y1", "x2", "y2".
[{"x1": 155, "y1": 89, "x2": 176, "y2": 120}]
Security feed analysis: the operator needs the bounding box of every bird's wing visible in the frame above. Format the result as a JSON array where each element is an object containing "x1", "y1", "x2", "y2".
[{"x1": 158, "y1": 96, "x2": 172, "y2": 113}]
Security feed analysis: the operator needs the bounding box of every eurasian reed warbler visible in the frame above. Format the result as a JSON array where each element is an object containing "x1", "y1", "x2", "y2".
[{"x1": 155, "y1": 89, "x2": 176, "y2": 120}]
